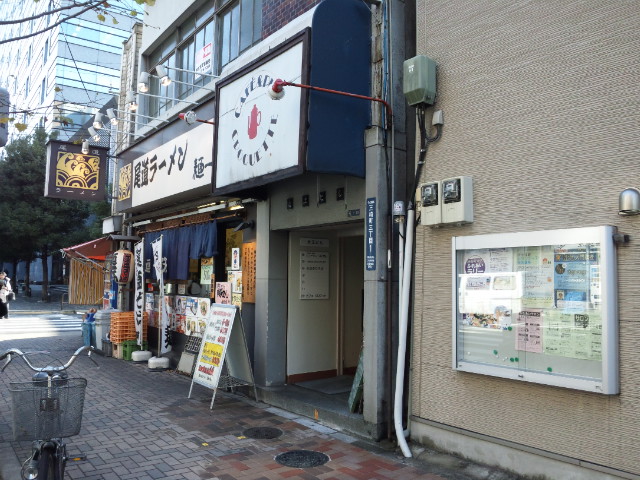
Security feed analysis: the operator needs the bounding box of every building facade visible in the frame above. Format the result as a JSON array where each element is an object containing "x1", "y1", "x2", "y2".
[
  {"x1": 111, "y1": 0, "x2": 414, "y2": 440},
  {"x1": 409, "y1": 2, "x2": 640, "y2": 479}
]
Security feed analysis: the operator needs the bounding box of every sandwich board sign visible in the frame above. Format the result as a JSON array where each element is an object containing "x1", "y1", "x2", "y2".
[{"x1": 188, "y1": 303, "x2": 257, "y2": 408}]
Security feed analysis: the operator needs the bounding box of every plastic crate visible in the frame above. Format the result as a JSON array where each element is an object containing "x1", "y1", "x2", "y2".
[
  {"x1": 122, "y1": 340, "x2": 148, "y2": 361},
  {"x1": 110, "y1": 312, "x2": 148, "y2": 343}
]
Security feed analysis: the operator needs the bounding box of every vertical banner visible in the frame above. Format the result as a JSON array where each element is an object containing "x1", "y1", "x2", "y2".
[
  {"x1": 134, "y1": 241, "x2": 144, "y2": 347},
  {"x1": 151, "y1": 236, "x2": 170, "y2": 354}
]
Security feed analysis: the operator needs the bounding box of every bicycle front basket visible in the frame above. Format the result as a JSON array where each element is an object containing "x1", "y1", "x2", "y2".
[{"x1": 8, "y1": 377, "x2": 87, "y2": 441}]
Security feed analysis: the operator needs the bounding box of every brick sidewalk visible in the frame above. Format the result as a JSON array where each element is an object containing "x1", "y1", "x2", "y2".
[
  {"x1": 0, "y1": 334, "x2": 441, "y2": 480},
  {"x1": 0, "y1": 334, "x2": 519, "y2": 480}
]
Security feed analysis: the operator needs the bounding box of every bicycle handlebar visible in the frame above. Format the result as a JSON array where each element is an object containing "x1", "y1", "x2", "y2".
[{"x1": 0, "y1": 345, "x2": 97, "y2": 374}]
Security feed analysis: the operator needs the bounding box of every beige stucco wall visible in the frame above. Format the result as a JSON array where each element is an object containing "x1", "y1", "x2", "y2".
[{"x1": 411, "y1": 1, "x2": 640, "y2": 477}]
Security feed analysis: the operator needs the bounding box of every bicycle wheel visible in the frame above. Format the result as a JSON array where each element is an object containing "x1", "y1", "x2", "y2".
[{"x1": 36, "y1": 446, "x2": 63, "y2": 480}]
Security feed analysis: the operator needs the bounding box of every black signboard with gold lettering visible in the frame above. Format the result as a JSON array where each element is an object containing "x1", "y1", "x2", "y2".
[{"x1": 44, "y1": 140, "x2": 108, "y2": 201}]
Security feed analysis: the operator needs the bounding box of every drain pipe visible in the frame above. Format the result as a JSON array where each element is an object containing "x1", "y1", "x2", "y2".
[
  {"x1": 394, "y1": 206, "x2": 413, "y2": 458},
  {"x1": 393, "y1": 106, "x2": 442, "y2": 458}
]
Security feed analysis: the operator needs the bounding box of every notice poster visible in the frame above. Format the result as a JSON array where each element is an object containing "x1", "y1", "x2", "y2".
[
  {"x1": 462, "y1": 248, "x2": 513, "y2": 274},
  {"x1": 544, "y1": 310, "x2": 602, "y2": 360},
  {"x1": 175, "y1": 296, "x2": 187, "y2": 315},
  {"x1": 516, "y1": 309, "x2": 543, "y2": 353},
  {"x1": 554, "y1": 246, "x2": 597, "y2": 311},
  {"x1": 300, "y1": 251, "x2": 329, "y2": 299},
  {"x1": 514, "y1": 246, "x2": 555, "y2": 309},
  {"x1": 231, "y1": 248, "x2": 240, "y2": 270},
  {"x1": 192, "y1": 304, "x2": 237, "y2": 390}
]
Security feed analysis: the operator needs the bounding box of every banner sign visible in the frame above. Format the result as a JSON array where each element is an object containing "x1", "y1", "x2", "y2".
[
  {"x1": 151, "y1": 235, "x2": 170, "y2": 353},
  {"x1": 134, "y1": 241, "x2": 144, "y2": 346},
  {"x1": 44, "y1": 140, "x2": 108, "y2": 201}
]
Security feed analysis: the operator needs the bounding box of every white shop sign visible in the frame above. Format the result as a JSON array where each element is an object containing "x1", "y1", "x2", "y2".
[
  {"x1": 215, "y1": 40, "x2": 304, "y2": 192},
  {"x1": 131, "y1": 121, "x2": 213, "y2": 207}
]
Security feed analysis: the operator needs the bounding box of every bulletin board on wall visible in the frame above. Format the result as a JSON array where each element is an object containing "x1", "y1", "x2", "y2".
[{"x1": 452, "y1": 226, "x2": 618, "y2": 394}]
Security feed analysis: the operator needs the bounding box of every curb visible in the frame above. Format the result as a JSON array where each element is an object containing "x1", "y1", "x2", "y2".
[{"x1": 10, "y1": 310, "x2": 79, "y2": 315}]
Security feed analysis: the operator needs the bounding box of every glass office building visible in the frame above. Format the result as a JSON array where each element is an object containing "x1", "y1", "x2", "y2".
[{"x1": 0, "y1": 0, "x2": 141, "y2": 153}]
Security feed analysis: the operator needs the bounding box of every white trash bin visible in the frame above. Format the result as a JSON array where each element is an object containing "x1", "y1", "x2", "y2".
[{"x1": 94, "y1": 309, "x2": 119, "y2": 351}]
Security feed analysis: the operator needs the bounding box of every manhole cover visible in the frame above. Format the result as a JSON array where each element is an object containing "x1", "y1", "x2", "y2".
[
  {"x1": 242, "y1": 426, "x2": 283, "y2": 439},
  {"x1": 275, "y1": 450, "x2": 330, "y2": 468}
]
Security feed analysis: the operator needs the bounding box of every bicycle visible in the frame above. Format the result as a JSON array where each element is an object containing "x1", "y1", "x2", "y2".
[{"x1": 0, "y1": 346, "x2": 98, "y2": 480}]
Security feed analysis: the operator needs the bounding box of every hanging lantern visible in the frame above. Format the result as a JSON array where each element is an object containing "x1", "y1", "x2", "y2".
[{"x1": 114, "y1": 249, "x2": 134, "y2": 284}]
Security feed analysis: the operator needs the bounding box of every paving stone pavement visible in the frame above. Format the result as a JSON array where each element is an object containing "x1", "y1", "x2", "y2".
[{"x1": 0, "y1": 332, "x2": 524, "y2": 480}]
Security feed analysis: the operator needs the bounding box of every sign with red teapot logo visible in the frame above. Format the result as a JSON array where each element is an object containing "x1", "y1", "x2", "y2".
[{"x1": 214, "y1": 31, "x2": 309, "y2": 195}]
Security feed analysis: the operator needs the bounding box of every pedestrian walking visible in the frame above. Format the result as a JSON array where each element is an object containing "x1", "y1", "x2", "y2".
[{"x1": 0, "y1": 271, "x2": 13, "y2": 319}]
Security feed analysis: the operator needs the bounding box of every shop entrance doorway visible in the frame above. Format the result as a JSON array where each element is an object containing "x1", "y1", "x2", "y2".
[{"x1": 286, "y1": 228, "x2": 364, "y2": 398}]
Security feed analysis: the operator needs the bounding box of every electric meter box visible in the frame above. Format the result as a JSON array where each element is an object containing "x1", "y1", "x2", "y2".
[
  {"x1": 403, "y1": 55, "x2": 437, "y2": 106},
  {"x1": 441, "y1": 176, "x2": 473, "y2": 224},
  {"x1": 417, "y1": 181, "x2": 442, "y2": 226}
]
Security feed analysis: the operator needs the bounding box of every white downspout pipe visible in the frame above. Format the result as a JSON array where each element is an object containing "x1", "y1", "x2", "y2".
[{"x1": 394, "y1": 207, "x2": 414, "y2": 457}]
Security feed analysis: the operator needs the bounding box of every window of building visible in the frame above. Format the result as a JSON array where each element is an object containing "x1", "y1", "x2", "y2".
[
  {"x1": 56, "y1": 58, "x2": 121, "y2": 94},
  {"x1": 27, "y1": 45, "x2": 32, "y2": 65},
  {"x1": 25, "y1": 77, "x2": 29, "y2": 96},
  {"x1": 218, "y1": 0, "x2": 262, "y2": 69},
  {"x1": 143, "y1": 0, "x2": 261, "y2": 118},
  {"x1": 60, "y1": 18, "x2": 130, "y2": 55},
  {"x1": 43, "y1": 39, "x2": 49, "y2": 64},
  {"x1": 40, "y1": 78, "x2": 46, "y2": 103}
]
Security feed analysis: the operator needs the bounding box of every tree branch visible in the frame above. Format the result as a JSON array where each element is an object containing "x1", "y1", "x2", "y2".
[
  {"x1": 0, "y1": 1, "x2": 105, "y2": 46},
  {"x1": 0, "y1": 1, "x2": 99, "y2": 26}
]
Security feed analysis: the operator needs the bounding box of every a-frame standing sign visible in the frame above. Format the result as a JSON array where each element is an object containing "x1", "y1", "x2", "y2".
[{"x1": 188, "y1": 304, "x2": 257, "y2": 408}]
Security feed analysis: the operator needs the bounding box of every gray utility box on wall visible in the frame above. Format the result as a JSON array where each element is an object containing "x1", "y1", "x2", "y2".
[{"x1": 403, "y1": 55, "x2": 437, "y2": 106}]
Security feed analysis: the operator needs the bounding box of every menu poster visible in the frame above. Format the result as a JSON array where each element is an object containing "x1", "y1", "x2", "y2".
[
  {"x1": 201, "y1": 263, "x2": 214, "y2": 285},
  {"x1": 192, "y1": 305, "x2": 236, "y2": 390},
  {"x1": 215, "y1": 282, "x2": 232, "y2": 304},
  {"x1": 242, "y1": 242, "x2": 256, "y2": 303},
  {"x1": 228, "y1": 271, "x2": 242, "y2": 293},
  {"x1": 232, "y1": 293, "x2": 242, "y2": 308}
]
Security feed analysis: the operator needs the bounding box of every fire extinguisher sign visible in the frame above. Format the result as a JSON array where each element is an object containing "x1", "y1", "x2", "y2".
[{"x1": 366, "y1": 197, "x2": 376, "y2": 271}]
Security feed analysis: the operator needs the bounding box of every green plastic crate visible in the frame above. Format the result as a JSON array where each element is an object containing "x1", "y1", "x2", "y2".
[{"x1": 122, "y1": 340, "x2": 147, "y2": 361}]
